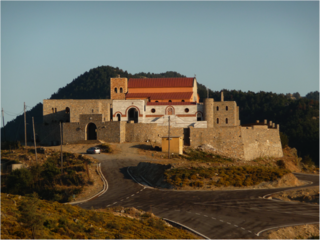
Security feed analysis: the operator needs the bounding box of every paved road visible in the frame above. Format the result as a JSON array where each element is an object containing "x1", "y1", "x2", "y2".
[{"x1": 78, "y1": 143, "x2": 319, "y2": 239}]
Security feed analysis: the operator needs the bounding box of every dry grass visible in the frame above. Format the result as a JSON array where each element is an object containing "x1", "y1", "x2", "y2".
[{"x1": 1, "y1": 193, "x2": 197, "y2": 239}]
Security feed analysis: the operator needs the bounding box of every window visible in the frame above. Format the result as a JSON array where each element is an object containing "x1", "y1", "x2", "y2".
[
  {"x1": 181, "y1": 100, "x2": 185, "y2": 102},
  {"x1": 155, "y1": 101, "x2": 158, "y2": 102},
  {"x1": 184, "y1": 108, "x2": 189, "y2": 113},
  {"x1": 65, "y1": 107, "x2": 70, "y2": 114},
  {"x1": 120, "y1": 87, "x2": 123, "y2": 93},
  {"x1": 226, "y1": 118, "x2": 228, "y2": 124},
  {"x1": 169, "y1": 100, "x2": 172, "y2": 102},
  {"x1": 217, "y1": 118, "x2": 219, "y2": 124},
  {"x1": 55, "y1": 108, "x2": 57, "y2": 113},
  {"x1": 92, "y1": 109, "x2": 94, "y2": 113},
  {"x1": 151, "y1": 109, "x2": 156, "y2": 113},
  {"x1": 216, "y1": 106, "x2": 219, "y2": 111},
  {"x1": 117, "y1": 114, "x2": 121, "y2": 121},
  {"x1": 197, "y1": 113, "x2": 202, "y2": 121},
  {"x1": 52, "y1": 108, "x2": 54, "y2": 113},
  {"x1": 114, "y1": 88, "x2": 118, "y2": 93},
  {"x1": 226, "y1": 106, "x2": 228, "y2": 111}
]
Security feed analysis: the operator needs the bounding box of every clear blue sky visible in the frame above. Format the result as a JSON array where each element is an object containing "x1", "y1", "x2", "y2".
[{"x1": 1, "y1": 1, "x2": 319, "y2": 125}]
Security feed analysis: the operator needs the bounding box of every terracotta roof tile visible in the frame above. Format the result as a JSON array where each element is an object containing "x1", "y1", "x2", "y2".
[
  {"x1": 147, "y1": 102, "x2": 197, "y2": 106},
  {"x1": 128, "y1": 78, "x2": 194, "y2": 88},
  {"x1": 126, "y1": 92, "x2": 193, "y2": 100}
]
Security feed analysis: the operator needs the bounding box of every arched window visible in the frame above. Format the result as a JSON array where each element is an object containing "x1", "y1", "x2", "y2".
[
  {"x1": 217, "y1": 118, "x2": 219, "y2": 124},
  {"x1": 226, "y1": 118, "x2": 228, "y2": 124},
  {"x1": 169, "y1": 100, "x2": 172, "y2": 102},
  {"x1": 197, "y1": 113, "x2": 202, "y2": 121},
  {"x1": 226, "y1": 106, "x2": 228, "y2": 111},
  {"x1": 120, "y1": 87, "x2": 123, "y2": 93},
  {"x1": 117, "y1": 114, "x2": 121, "y2": 121},
  {"x1": 65, "y1": 107, "x2": 70, "y2": 114},
  {"x1": 216, "y1": 106, "x2": 219, "y2": 111},
  {"x1": 114, "y1": 88, "x2": 118, "y2": 93},
  {"x1": 52, "y1": 108, "x2": 54, "y2": 113}
]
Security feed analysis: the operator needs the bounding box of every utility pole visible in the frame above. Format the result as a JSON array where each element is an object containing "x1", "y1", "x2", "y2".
[
  {"x1": 60, "y1": 122, "x2": 63, "y2": 174},
  {"x1": 24, "y1": 102, "x2": 27, "y2": 147},
  {"x1": 2, "y1": 108, "x2": 5, "y2": 141},
  {"x1": 168, "y1": 116, "x2": 170, "y2": 159},
  {"x1": 32, "y1": 117, "x2": 37, "y2": 163}
]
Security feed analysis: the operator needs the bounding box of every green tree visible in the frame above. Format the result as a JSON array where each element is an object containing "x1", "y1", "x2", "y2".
[{"x1": 6, "y1": 168, "x2": 33, "y2": 195}]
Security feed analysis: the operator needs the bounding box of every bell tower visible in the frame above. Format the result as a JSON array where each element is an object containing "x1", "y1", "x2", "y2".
[{"x1": 110, "y1": 75, "x2": 127, "y2": 100}]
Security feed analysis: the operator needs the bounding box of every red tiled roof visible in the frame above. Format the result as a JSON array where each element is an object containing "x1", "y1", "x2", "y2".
[
  {"x1": 128, "y1": 78, "x2": 194, "y2": 88},
  {"x1": 126, "y1": 92, "x2": 193, "y2": 100},
  {"x1": 147, "y1": 102, "x2": 197, "y2": 106}
]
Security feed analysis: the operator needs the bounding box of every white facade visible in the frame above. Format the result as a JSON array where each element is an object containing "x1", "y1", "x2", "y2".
[{"x1": 112, "y1": 99, "x2": 207, "y2": 128}]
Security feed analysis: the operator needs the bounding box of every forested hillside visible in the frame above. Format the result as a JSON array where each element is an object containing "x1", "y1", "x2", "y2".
[
  {"x1": 2, "y1": 66, "x2": 318, "y2": 165},
  {"x1": 305, "y1": 91, "x2": 319, "y2": 101}
]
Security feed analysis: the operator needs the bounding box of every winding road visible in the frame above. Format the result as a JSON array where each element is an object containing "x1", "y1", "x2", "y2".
[{"x1": 77, "y1": 143, "x2": 319, "y2": 239}]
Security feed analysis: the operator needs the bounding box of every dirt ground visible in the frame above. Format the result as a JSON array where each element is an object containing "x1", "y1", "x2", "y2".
[
  {"x1": 270, "y1": 186, "x2": 319, "y2": 205},
  {"x1": 265, "y1": 224, "x2": 319, "y2": 239}
]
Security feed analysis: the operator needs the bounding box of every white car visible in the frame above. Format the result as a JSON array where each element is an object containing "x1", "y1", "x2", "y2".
[{"x1": 86, "y1": 147, "x2": 101, "y2": 154}]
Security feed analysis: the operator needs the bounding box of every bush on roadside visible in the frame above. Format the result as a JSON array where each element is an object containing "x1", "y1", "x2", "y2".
[{"x1": 99, "y1": 143, "x2": 113, "y2": 153}]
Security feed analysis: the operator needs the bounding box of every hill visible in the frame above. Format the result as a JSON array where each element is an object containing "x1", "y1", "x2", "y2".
[
  {"x1": 1, "y1": 66, "x2": 319, "y2": 165},
  {"x1": 1, "y1": 193, "x2": 196, "y2": 239}
]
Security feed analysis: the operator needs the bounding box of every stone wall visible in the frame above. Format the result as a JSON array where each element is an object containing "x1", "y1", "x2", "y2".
[
  {"x1": 189, "y1": 126, "x2": 245, "y2": 159},
  {"x1": 36, "y1": 123, "x2": 61, "y2": 146},
  {"x1": 241, "y1": 125, "x2": 283, "y2": 160},
  {"x1": 189, "y1": 125, "x2": 283, "y2": 160},
  {"x1": 125, "y1": 123, "x2": 184, "y2": 145},
  {"x1": 43, "y1": 99, "x2": 112, "y2": 124},
  {"x1": 214, "y1": 101, "x2": 239, "y2": 127},
  {"x1": 62, "y1": 116, "x2": 124, "y2": 144}
]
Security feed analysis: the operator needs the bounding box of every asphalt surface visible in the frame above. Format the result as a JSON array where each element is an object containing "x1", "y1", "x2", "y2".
[{"x1": 78, "y1": 143, "x2": 319, "y2": 239}]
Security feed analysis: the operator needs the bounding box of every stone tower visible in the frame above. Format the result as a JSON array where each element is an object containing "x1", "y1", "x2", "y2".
[
  {"x1": 204, "y1": 98, "x2": 214, "y2": 128},
  {"x1": 110, "y1": 75, "x2": 127, "y2": 100}
]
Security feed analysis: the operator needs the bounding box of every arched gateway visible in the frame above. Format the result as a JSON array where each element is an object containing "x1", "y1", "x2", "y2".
[{"x1": 87, "y1": 123, "x2": 97, "y2": 140}]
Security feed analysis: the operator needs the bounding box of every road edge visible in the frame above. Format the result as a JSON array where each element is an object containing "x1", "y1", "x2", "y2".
[{"x1": 65, "y1": 163, "x2": 108, "y2": 205}]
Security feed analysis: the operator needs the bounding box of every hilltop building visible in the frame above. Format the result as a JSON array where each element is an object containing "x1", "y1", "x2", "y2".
[{"x1": 37, "y1": 75, "x2": 283, "y2": 160}]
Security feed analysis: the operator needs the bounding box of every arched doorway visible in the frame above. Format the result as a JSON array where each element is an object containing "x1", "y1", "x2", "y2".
[
  {"x1": 167, "y1": 107, "x2": 173, "y2": 115},
  {"x1": 128, "y1": 108, "x2": 138, "y2": 123},
  {"x1": 87, "y1": 123, "x2": 97, "y2": 140}
]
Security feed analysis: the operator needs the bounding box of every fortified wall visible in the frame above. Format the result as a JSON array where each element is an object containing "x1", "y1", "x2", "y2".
[{"x1": 38, "y1": 78, "x2": 283, "y2": 161}]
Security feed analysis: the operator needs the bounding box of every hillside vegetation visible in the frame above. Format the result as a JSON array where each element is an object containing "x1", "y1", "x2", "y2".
[
  {"x1": 1, "y1": 146, "x2": 97, "y2": 203},
  {"x1": 1, "y1": 65, "x2": 318, "y2": 165},
  {"x1": 1, "y1": 193, "x2": 196, "y2": 239}
]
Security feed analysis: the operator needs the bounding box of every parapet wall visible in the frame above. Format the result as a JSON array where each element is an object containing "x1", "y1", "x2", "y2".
[
  {"x1": 190, "y1": 125, "x2": 283, "y2": 161},
  {"x1": 240, "y1": 125, "x2": 283, "y2": 160},
  {"x1": 190, "y1": 126, "x2": 245, "y2": 159}
]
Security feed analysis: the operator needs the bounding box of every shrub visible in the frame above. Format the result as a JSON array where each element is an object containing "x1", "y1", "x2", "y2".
[
  {"x1": 276, "y1": 160, "x2": 286, "y2": 169},
  {"x1": 302, "y1": 155, "x2": 315, "y2": 167},
  {"x1": 99, "y1": 143, "x2": 113, "y2": 153}
]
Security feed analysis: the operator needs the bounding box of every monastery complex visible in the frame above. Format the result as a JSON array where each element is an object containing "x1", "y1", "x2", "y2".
[{"x1": 38, "y1": 76, "x2": 283, "y2": 160}]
